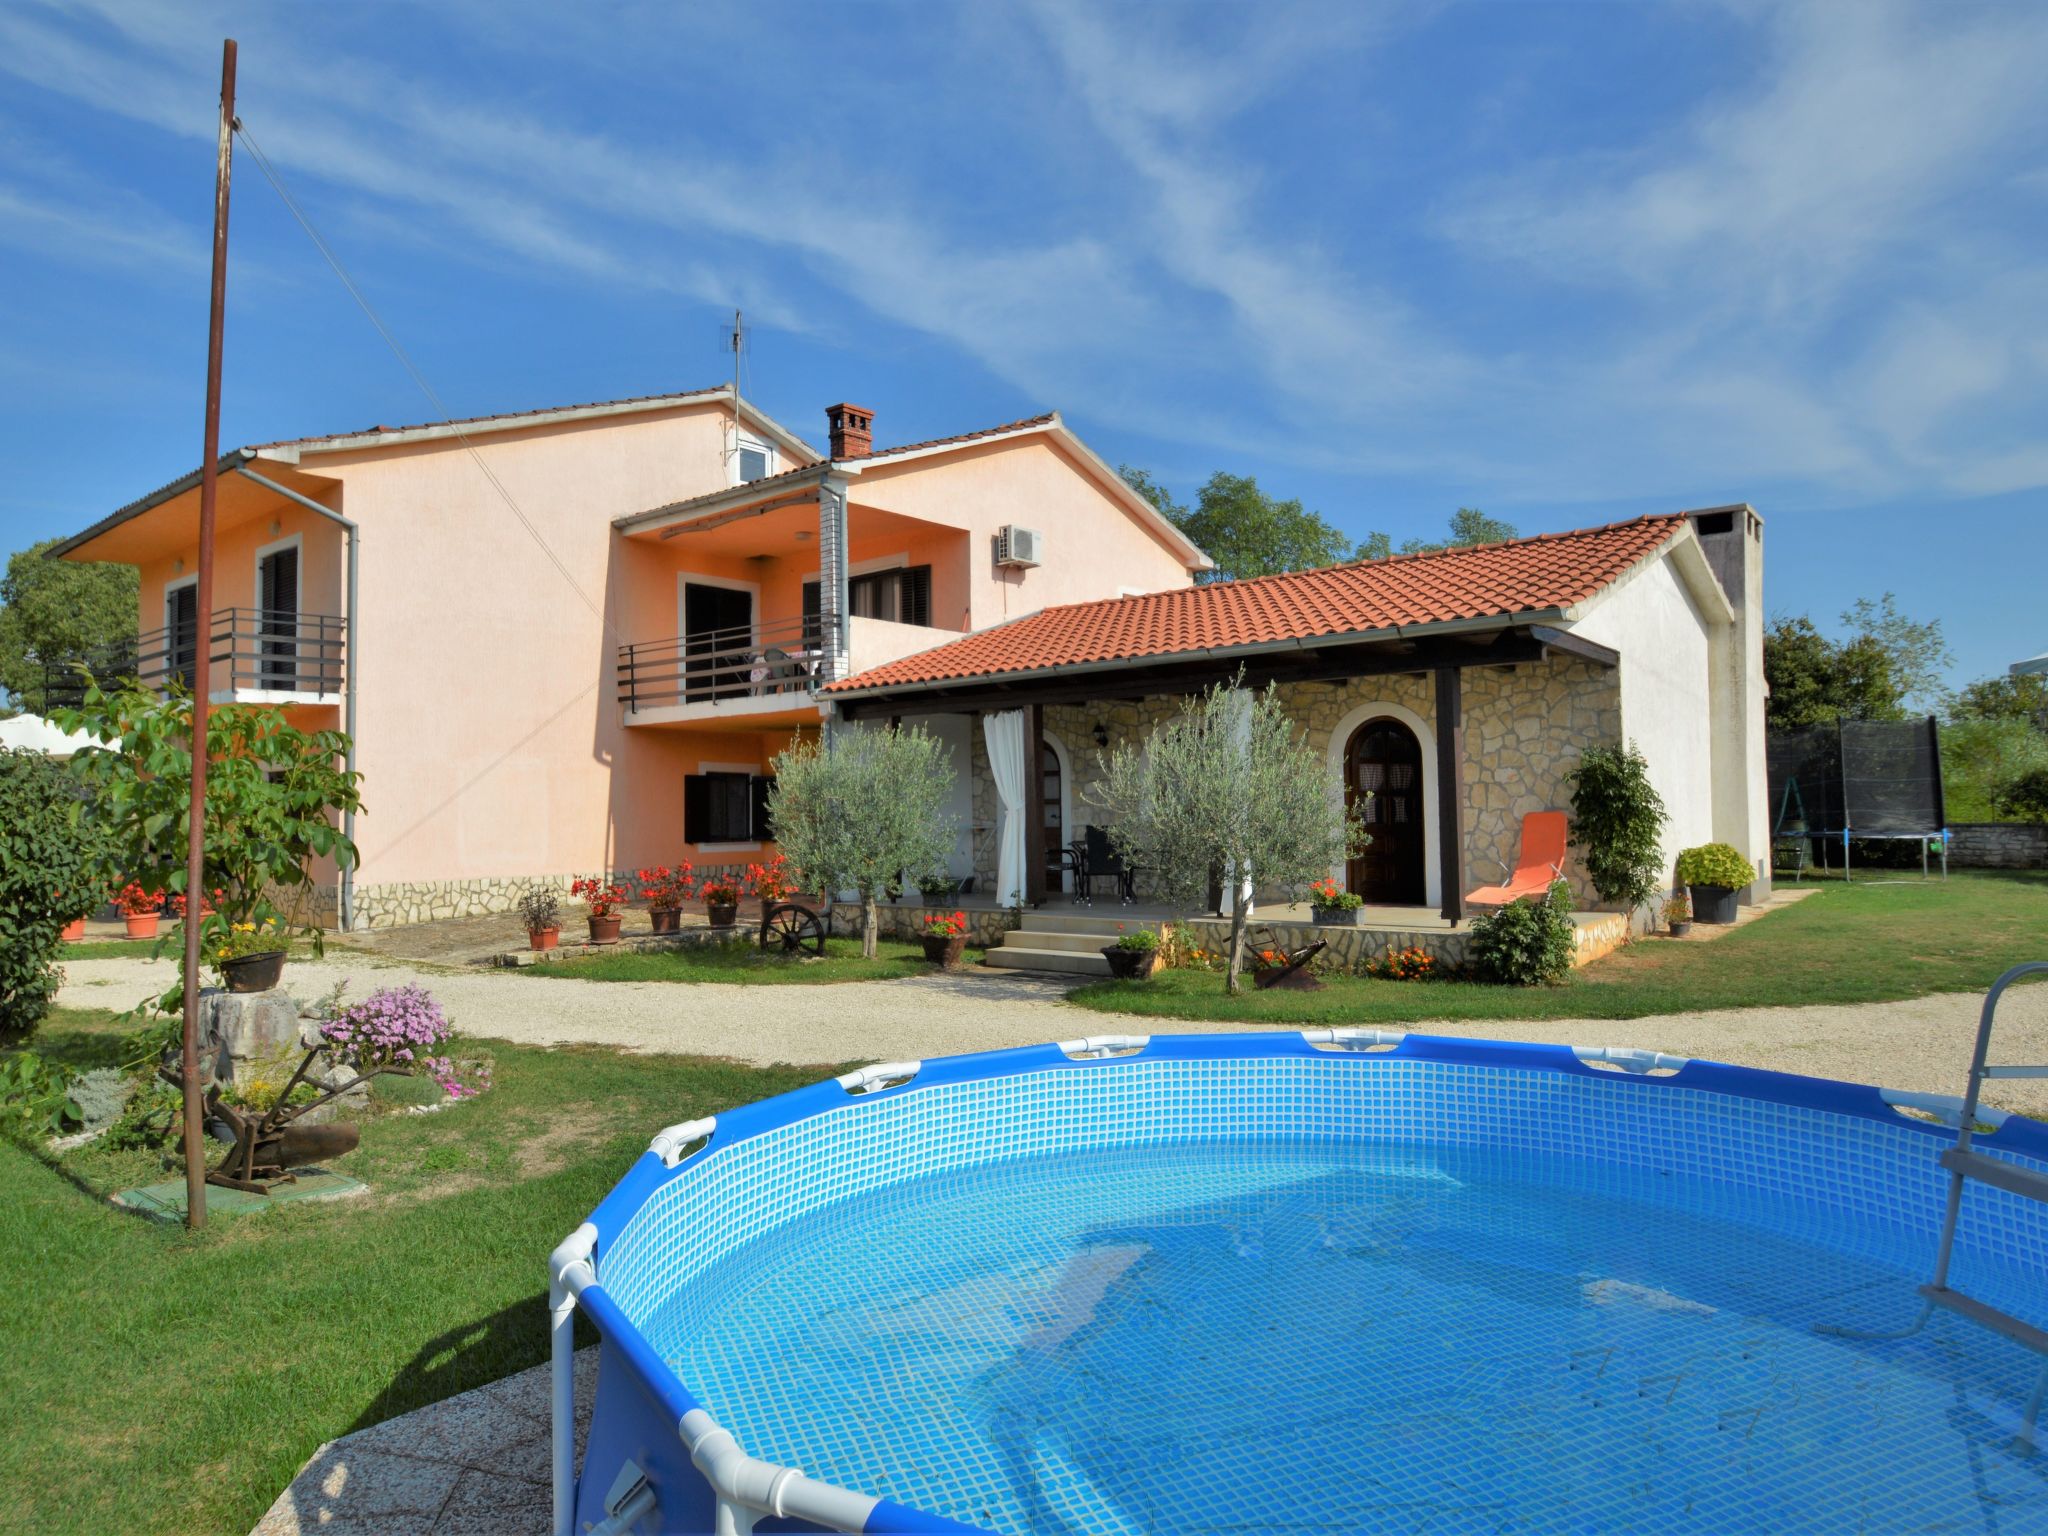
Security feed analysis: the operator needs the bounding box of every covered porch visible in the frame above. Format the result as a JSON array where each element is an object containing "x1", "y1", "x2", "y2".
[{"x1": 835, "y1": 617, "x2": 1625, "y2": 929}]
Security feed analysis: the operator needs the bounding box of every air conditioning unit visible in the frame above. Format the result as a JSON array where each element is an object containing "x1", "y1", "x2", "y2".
[{"x1": 994, "y1": 525, "x2": 1043, "y2": 568}]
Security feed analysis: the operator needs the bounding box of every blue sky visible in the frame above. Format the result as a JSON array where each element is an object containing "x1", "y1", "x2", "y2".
[{"x1": 2, "y1": 0, "x2": 2043, "y2": 692}]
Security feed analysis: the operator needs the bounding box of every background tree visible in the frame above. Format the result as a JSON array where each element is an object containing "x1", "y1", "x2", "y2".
[
  {"x1": 1950, "y1": 672, "x2": 2048, "y2": 734},
  {"x1": 768, "y1": 724, "x2": 956, "y2": 958},
  {"x1": 56, "y1": 682, "x2": 362, "y2": 954},
  {"x1": 1763, "y1": 594, "x2": 1948, "y2": 731},
  {"x1": 0, "y1": 747, "x2": 112, "y2": 1043},
  {"x1": 0, "y1": 540, "x2": 138, "y2": 716},
  {"x1": 1088, "y1": 678, "x2": 1363, "y2": 993},
  {"x1": 1396, "y1": 507, "x2": 1518, "y2": 554},
  {"x1": 1941, "y1": 670, "x2": 2048, "y2": 821}
]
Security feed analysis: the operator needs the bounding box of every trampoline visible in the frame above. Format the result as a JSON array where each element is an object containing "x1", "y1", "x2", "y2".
[{"x1": 1768, "y1": 716, "x2": 1948, "y2": 880}]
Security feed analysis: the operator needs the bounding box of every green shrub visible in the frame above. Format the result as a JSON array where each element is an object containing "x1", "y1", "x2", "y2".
[
  {"x1": 1112, "y1": 928, "x2": 1160, "y2": 952},
  {"x1": 1996, "y1": 767, "x2": 2048, "y2": 823},
  {"x1": 0, "y1": 1050, "x2": 74, "y2": 1140},
  {"x1": 0, "y1": 747, "x2": 110, "y2": 1045},
  {"x1": 1676, "y1": 842, "x2": 1755, "y2": 890},
  {"x1": 1468, "y1": 879, "x2": 1576, "y2": 986},
  {"x1": 1565, "y1": 741, "x2": 1668, "y2": 918}
]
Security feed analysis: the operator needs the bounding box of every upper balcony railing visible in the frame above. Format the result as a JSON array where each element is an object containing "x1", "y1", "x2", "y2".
[
  {"x1": 41, "y1": 607, "x2": 346, "y2": 709},
  {"x1": 617, "y1": 615, "x2": 825, "y2": 713}
]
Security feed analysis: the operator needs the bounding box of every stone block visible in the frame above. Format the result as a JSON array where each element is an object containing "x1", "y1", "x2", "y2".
[{"x1": 200, "y1": 986, "x2": 303, "y2": 1067}]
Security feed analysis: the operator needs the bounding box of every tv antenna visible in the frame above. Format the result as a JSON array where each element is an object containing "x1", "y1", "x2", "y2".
[{"x1": 725, "y1": 308, "x2": 748, "y2": 469}]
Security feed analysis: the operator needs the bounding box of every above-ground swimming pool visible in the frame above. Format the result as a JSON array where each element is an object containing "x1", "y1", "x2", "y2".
[{"x1": 551, "y1": 1030, "x2": 2048, "y2": 1535}]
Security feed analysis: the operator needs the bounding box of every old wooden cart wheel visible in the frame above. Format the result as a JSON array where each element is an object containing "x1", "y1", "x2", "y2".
[{"x1": 760, "y1": 902, "x2": 827, "y2": 956}]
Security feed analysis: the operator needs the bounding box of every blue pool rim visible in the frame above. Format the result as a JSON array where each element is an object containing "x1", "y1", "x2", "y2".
[{"x1": 567, "y1": 1031, "x2": 2048, "y2": 1534}]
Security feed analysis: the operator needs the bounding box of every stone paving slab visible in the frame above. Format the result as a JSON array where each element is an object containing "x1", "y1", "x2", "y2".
[{"x1": 251, "y1": 1348, "x2": 594, "y2": 1535}]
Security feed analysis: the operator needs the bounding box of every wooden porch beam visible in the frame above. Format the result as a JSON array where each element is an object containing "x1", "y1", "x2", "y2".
[
  {"x1": 836, "y1": 630, "x2": 1553, "y2": 719},
  {"x1": 1527, "y1": 624, "x2": 1620, "y2": 669},
  {"x1": 1025, "y1": 702, "x2": 1047, "y2": 906},
  {"x1": 1435, "y1": 664, "x2": 1465, "y2": 925}
]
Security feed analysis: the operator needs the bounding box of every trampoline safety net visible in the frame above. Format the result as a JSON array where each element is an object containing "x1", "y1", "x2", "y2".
[{"x1": 1767, "y1": 716, "x2": 1945, "y2": 837}]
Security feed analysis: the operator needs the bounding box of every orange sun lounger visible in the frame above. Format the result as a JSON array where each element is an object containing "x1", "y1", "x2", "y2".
[{"x1": 1465, "y1": 810, "x2": 1569, "y2": 908}]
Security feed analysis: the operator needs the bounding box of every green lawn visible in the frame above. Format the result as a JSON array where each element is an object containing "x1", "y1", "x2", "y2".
[
  {"x1": 60, "y1": 938, "x2": 169, "y2": 960},
  {"x1": 519, "y1": 935, "x2": 978, "y2": 984},
  {"x1": 0, "y1": 1007, "x2": 844, "y2": 1536},
  {"x1": 1069, "y1": 869, "x2": 2048, "y2": 1025}
]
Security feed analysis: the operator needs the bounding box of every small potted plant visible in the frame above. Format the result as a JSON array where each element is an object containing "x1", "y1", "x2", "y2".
[
  {"x1": 701, "y1": 879, "x2": 741, "y2": 929},
  {"x1": 213, "y1": 915, "x2": 288, "y2": 993},
  {"x1": 113, "y1": 881, "x2": 161, "y2": 940},
  {"x1": 519, "y1": 887, "x2": 562, "y2": 950},
  {"x1": 636, "y1": 864, "x2": 694, "y2": 933},
  {"x1": 1101, "y1": 925, "x2": 1161, "y2": 979},
  {"x1": 916, "y1": 871, "x2": 959, "y2": 904},
  {"x1": 1663, "y1": 891, "x2": 1693, "y2": 938},
  {"x1": 570, "y1": 875, "x2": 628, "y2": 944},
  {"x1": 745, "y1": 855, "x2": 797, "y2": 906},
  {"x1": 919, "y1": 909, "x2": 971, "y2": 968},
  {"x1": 1675, "y1": 843, "x2": 1753, "y2": 925},
  {"x1": 1308, "y1": 877, "x2": 1364, "y2": 926}
]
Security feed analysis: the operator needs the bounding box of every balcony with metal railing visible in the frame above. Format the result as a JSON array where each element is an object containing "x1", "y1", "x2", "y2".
[
  {"x1": 617, "y1": 614, "x2": 824, "y2": 724},
  {"x1": 41, "y1": 607, "x2": 346, "y2": 710}
]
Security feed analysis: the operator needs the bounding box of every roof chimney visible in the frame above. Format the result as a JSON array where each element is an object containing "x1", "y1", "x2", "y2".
[{"x1": 826, "y1": 403, "x2": 874, "y2": 459}]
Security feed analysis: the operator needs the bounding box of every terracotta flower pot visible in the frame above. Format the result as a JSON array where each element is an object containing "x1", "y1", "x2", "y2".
[
  {"x1": 650, "y1": 907, "x2": 681, "y2": 934},
  {"x1": 921, "y1": 933, "x2": 967, "y2": 969},
  {"x1": 124, "y1": 913, "x2": 159, "y2": 940},
  {"x1": 1101, "y1": 945, "x2": 1156, "y2": 980},
  {"x1": 588, "y1": 914, "x2": 623, "y2": 945},
  {"x1": 60, "y1": 917, "x2": 86, "y2": 943},
  {"x1": 529, "y1": 927, "x2": 560, "y2": 951},
  {"x1": 222, "y1": 950, "x2": 287, "y2": 993},
  {"x1": 707, "y1": 902, "x2": 739, "y2": 929}
]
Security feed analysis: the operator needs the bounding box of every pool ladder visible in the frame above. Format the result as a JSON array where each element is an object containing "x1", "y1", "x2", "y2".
[{"x1": 1818, "y1": 962, "x2": 2048, "y2": 1452}]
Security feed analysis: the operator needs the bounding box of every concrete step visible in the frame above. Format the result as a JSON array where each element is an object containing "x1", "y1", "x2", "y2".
[
  {"x1": 983, "y1": 945, "x2": 1113, "y2": 977},
  {"x1": 1000, "y1": 929, "x2": 1118, "y2": 954},
  {"x1": 1012, "y1": 910, "x2": 1158, "y2": 938}
]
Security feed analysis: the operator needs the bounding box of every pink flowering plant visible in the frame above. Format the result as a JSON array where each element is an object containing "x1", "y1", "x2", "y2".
[{"x1": 318, "y1": 983, "x2": 487, "y2": 1100}]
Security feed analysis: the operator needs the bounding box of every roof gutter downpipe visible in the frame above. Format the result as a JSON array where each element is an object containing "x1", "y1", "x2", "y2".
[{"x1": 233, "y1": 466, "x2": 360, "y2": 931}]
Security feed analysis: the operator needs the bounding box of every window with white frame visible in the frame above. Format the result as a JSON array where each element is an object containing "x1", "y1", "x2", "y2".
[{"x1": 734, "y1": 432, "x2": 773, "y2": 485}]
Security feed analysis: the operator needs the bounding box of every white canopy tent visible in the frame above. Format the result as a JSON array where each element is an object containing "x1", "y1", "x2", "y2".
[{"x1": 0, "y1": 712, "x2": 97, "y2": 757}]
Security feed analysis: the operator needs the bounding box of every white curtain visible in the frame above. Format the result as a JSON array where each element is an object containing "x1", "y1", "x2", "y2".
[{"x1": 984, "y1": 709, "x2": 1028, "y2": 907}]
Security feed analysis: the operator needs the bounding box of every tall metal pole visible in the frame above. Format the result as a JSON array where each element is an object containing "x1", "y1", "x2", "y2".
[{"x1": 180, "y1": 37, "x2": 237, "y2": 1230}]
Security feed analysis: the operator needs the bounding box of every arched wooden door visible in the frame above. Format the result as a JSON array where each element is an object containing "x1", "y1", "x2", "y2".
[
  {"x1": 1345, "y1": 718, "x2": 1425, "y2": 904},
  {"x1": 1040, "y1": 741, "x2": 1065, "y2": 894}
]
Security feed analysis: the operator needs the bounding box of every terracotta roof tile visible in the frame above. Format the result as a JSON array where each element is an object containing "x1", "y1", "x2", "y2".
[{"x1": 827, "y1": 514, "x2": 1691, "y2": 693}]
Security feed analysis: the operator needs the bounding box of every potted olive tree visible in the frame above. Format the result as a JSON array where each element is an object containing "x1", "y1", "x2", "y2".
[
  {"x1": 519, "y1": 888, "x2": 562, "y2": 950},
  {"x1": 1675, "y1": 843, "x2": 1753, "y2": 925}
]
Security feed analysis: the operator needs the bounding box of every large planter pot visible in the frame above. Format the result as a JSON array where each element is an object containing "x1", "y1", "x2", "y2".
[
  {"x1": 921, "y1": 933, "x2": 967, "y2": 969},
  {"x1": 124, "y1": 913, "x2": 160, "y2": 940},
  {"x1": 60, "y1": 917, "x2": 86, "y2": 943},
  {"x1": 222, "y1": 949, "x2": 287, "y2": 993},
  {"x1": 1101, "y1": 945, "x2": 1156, "y2": 980},
  {"x1": 529, "y1": 927, "x2": 560, "y2": 952},
  {"x1": 706, "y1": 902, "x2": 739, "y2": 929},
  {"x1": 1311, "y1": 905, "x2": 1362, "y2": 927},
  {"x1": 587, "y1": 914, "x2": 623, "y2": 945},
  {"x1": 1688, "y1": 884, "x2": 1740, "y2": 925},
  {"x1": 649, "y1": 907, "x2": 681, "y2": 935}
]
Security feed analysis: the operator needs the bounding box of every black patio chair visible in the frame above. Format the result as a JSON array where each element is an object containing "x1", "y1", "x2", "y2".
[{"x1": 1076, "y1": 826, "x2": 1135, "y2": 906}]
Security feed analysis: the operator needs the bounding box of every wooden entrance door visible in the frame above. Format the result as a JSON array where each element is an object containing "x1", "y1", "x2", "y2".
[{"x1": 1345, "y1": 718, "x2": 1425, "y2": 904}]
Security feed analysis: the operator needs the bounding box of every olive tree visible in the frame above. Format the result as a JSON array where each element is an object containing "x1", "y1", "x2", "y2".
[
  {"x1": 1089, "y1": 678, "x2": 1364, "y2": 993},
  {"x1": 768, "y1": 724, "x2": 957, "y2": 958}
]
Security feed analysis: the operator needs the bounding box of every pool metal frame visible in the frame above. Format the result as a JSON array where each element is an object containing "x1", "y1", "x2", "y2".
[{"x1": 550, "y1": 1017, "x2": 2048, "y2": 1536}]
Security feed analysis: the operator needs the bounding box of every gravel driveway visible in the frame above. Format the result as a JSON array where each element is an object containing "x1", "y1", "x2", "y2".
[{"x1": 55, "y1": 953, "x2": 2048, "y2": 1115}]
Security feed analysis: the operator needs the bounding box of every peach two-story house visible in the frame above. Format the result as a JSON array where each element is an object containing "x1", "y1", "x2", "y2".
[{"x1": 49, "y1": 389, "x2": 1210, "y2": 927}]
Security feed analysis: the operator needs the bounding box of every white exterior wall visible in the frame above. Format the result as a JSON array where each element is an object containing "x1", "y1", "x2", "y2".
[{"x1": 1572, "y1": 553, "x2": 1719, "y2": 887}]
